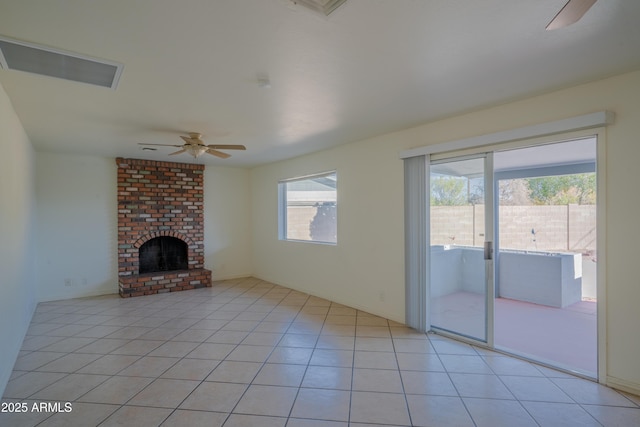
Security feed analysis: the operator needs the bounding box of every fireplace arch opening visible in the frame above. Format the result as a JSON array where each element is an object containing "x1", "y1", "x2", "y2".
[{"x1": 139, "y1": 236, "x2": 188, "y2": 274}]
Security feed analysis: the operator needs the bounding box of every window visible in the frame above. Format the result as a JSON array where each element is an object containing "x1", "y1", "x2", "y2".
[{"x1": 279, "y1": 171, "x2": 337, "y2": 244}]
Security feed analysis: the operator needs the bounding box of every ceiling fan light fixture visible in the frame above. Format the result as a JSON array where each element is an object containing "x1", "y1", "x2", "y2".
[
  {"x1": 138, "y1": 132, "x2": 245, "y2": 159},
  {"x1": 184, "y1": 145, "x2": 208, "y2": 158}
]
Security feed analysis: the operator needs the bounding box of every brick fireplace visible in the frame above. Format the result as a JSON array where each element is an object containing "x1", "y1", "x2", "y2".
[{"x1": 116, "y1": 158, "x2": 211, "y2": 297}]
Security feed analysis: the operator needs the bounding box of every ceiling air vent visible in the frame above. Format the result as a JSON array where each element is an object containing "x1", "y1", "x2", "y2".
[
  {"x1": 291, "y1": 0, "x2": 348, "y2": 16},
  {"x1": 0, "y1": 36, "x2": 123, "y2": 89}
]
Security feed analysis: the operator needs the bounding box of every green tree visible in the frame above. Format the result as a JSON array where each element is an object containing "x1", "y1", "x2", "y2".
[
  {"x1": 498, "y1": 179, "x2": 531, "y2": 205},
  {"x1": 430, "y1": 176, "x2": 468, "y2": 206},
  {"x1": 526, "y1": 173, "x2": 595, "y2": 205}
]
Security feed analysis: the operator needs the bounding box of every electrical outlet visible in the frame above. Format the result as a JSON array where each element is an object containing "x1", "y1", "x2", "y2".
[
  {"x1": 64, "y1": 278, "x2": 73, "y2": 287},
  {"x1": 379, "y1": 291, "x2": 385, "y2": 302}
]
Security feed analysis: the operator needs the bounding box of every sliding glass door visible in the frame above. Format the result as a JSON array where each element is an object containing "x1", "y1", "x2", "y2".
[
  {"x1": 492, "y1": 139, "x2": 598, "y2": 377},
  {"x1": 426, "y1": 137, "x2": 598, "y2": 377},
  {"x1": 429, "y1": 155, "x2": 494, "y2": 342}
]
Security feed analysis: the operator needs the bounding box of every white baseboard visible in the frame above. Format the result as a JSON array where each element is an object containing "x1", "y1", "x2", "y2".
[
  {"x1": 211, "y1": 272, "x2": 254, "y2": 282},
  {"x1": 606, "y1": 376, "x2": 640, "y2": 397},
  {"x1": 37, "y1": 286, "x2": 117, "y2": 303},
  {"x1": 252, "y1": 274, "x2": 406, "y2": 325}
]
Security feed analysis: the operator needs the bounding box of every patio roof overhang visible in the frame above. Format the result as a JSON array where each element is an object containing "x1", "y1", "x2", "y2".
[{"x1": 431, "y1": 136, "x2": 596, "y2": 179}]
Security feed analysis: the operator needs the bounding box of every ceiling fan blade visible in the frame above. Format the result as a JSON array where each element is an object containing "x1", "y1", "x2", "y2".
[
  {"x1": 168, "y1": 149, "x2": 186, "y2": 156},
  {"x1": 206, "y1": 149, "x2": 231, "y2": 159},
  {"x1": 546, "y1": 0, "x2": 597, "y2": 30},
  {"x1": 207, "y1": 144, "x2": 246, "y2": 150},
  {"x1": 138, "y1": 143, "x2": 183, "y2": 147}
]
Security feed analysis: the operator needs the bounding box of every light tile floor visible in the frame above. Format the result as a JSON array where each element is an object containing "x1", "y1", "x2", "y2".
[{"x1": 2, "y1": 277, "x2": 639, "y2": 427}]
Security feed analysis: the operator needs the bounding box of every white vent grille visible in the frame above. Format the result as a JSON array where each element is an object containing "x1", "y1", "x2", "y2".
[
  {"x1": 0, "y1": 36, "x2": 123, "y2": 89},
  {"x1": 291, "y1": 0, "x2": 348, "y2": 16}
]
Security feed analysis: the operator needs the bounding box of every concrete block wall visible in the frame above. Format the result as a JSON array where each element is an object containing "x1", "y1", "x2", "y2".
[{"x1": 431, "y1": 205, "x2": 596, "y2": 252}]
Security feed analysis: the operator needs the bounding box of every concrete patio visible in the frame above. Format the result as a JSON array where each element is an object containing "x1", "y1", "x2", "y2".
[{"x1": 431, "y1": 292, "x2": 597, "y2": 377}]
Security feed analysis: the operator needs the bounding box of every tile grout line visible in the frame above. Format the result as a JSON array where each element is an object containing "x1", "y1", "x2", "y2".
[
  {"x1": 6, "y1": 277, "x2": 640, "y2": 427},
  {"x1": 388, "y1": 312, "x2": 414, "y2": 427},
  {"x1": 75, "y1": 278, "x2": 280, "y2": 426},
  {"x1": 212, "y1": 280, "x2": 307, "y2": 424},
  {"x1": 284, "y1": 295, "x2": 332, "y2": 425},
  {"x1": 430, "y1": 335, "x2": 480, "y2": 427}
]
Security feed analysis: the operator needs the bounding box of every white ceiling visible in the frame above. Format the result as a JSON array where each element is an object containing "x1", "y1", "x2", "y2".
[{"x1": 0, "y1": 0, "x2": 639, "y2": 167}]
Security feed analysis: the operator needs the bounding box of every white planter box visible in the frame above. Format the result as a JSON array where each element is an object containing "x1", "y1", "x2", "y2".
[
  {"x1": 430, "y1": 246, "x2": 582, "y2": 308},
  {"x1": 498, "y1": 251, "x2": 582, "y2": 308}
]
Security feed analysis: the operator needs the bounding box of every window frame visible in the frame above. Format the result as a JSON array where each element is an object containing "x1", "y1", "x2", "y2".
[{"x1": 278, "y1": 170, "x2": 338, "y2": 245}]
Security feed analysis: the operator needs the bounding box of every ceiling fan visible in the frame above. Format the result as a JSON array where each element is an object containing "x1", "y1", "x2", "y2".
[
  {"x1": 546, "y1": 0, "x2": 597, "y2": 30},
  {"x1": 138, "y1": 132, "x2": 246, "y2": 159}
]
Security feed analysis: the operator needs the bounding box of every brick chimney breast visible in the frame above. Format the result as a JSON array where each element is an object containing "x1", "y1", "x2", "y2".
[{"x1": 116, "y1": 158, "x2": 211, "y2": 297}]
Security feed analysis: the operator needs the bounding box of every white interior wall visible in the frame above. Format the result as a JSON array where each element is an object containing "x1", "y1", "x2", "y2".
[
  {"x1": 251, "y1": 134, "x2": 408, "y2": 322},
  {"x1": 251, "y1": 70, "x2": 640, "y2": 393},
  {"x1": 35, "y1": 153, "x2": 118, "y2": 301},
  {"x1": 0, "y1": 83, "x2": 37, "y2": 395},
  {"x1": 204, "y1": 166, "x2": 253, "y2": 279},
  {"x1": 34, "y1": 155, "x2": 253, "y2": 301}
]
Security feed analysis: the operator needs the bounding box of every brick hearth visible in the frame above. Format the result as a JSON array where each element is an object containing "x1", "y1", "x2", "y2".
[{"x1": 116, "y1": 158, "x2": 211, "y2": 297}]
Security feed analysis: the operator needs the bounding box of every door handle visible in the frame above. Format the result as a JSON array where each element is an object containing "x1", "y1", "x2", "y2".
[{"x1": 484, "y1": 241, "x2": 493, "y2": 260}]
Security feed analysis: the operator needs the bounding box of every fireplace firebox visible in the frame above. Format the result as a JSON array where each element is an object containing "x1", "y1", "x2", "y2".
[{"x1": 139, "y1": 236, "x2": 188, "y2": 274}]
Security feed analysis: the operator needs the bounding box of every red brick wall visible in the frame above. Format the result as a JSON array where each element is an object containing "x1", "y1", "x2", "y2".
[{"x1": 116, "y1": 158, "x2": 211, "y2": 297}]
